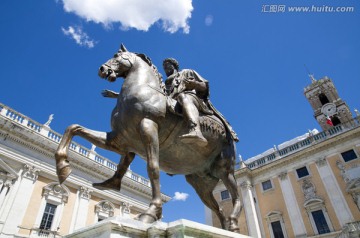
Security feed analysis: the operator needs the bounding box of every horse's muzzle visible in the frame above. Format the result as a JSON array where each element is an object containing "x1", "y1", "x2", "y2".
[
  {"x1": 98, "y1": 65, "x2": 109, "y2": 78},
  {"x1": 98, "y1": 65, "x2": 116, "y2": 82}
]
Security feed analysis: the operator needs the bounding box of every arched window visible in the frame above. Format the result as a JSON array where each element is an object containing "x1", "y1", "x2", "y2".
[
  {"x1": 266, "y1": 211, "x2": 288, "y2": 238},
  {"x1": 331, "y1": 116, "x2": 341, "y2": 126},
  {"x1": 319, "y1": 93, "x2": 330, "y2": 105}
]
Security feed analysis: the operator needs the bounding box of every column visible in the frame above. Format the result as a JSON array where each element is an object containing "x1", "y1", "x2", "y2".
[
  {"x1": 278, "y1": 172, "x2": 307, "y2": 237},
  {"x1": 316, "y1": 158, "x2": 353, "y2": 226},
  {"x1": 1, "y1": 164, "x2": 39, "y2": 237},
  {"x1": 0, "y1": 180, "x2": 12, "y2": 209},
  {"x1": 72, "y1": 187, "x2": 92, "y2": 231},
  {"x1": 240, "y1": 180, "x2": 262, "y2": 238}
]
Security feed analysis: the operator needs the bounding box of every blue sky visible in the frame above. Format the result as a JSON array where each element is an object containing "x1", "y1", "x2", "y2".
[{"x1": 0, "y1": 0, "x2": 359, "y2": 224}]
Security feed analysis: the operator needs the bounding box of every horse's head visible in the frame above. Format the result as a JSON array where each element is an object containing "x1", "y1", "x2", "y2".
[{"x1": 98, "y1": 44, "x2": 134, "y2": 82}]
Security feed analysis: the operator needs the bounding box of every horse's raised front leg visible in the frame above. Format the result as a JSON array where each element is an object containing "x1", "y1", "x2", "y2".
[
  {"x1": 138, "y1": 118, "x2": 162, "y2": 223},
  {"x1": 55, "y1": 124, "x2": 116, "y2": 184},
  {"x1": 93, "y1": 152, "x2": 135, "y2": 191}
]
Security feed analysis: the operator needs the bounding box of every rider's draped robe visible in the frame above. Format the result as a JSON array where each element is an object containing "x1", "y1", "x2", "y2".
[{"x1": 165, "y1": 69, "x2": 239, "y2": 142}]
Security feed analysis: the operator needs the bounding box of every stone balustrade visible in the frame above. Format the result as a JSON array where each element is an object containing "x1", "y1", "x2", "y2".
[
  {"x1": 0, "y1": 103, "x2": 151, "y2": 187},
  {"x1": 245, "y1": 118, "x2": 360, "y2": 170}
]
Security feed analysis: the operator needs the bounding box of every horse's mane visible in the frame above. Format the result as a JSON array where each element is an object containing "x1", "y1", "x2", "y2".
[{"x1": 135, "y1": 53, "x2": 166, "y2": 93}]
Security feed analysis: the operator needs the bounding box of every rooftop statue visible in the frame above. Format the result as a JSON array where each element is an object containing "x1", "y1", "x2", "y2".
[{"x1": 55, "y1": 44, "x2": 241, "y2": 232}]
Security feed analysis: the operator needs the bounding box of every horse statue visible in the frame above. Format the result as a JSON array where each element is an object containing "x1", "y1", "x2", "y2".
[{"x1": 55, "y1": 44, "x2": 242, "y2": 232}]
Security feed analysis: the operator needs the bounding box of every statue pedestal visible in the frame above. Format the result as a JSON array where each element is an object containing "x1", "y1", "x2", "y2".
[{"x1": 65, "y1": 217, "x2": 252, "y2": 238}]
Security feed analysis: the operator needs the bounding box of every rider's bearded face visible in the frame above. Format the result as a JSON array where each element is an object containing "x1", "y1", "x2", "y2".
[{"x1": 164, "y1": 63, "x2": 176, "y2": 77}]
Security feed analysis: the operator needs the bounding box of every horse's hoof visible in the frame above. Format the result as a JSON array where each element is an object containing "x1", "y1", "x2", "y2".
[
  {"x1": 57, "y1": 160, "x2": 71, "y2": 184},
  {"x1": 229, "y1": 222, "x2": 240, "y2": 233},
  {"x1": 93, "y1": 177, "x2": 121, "y2": 191},
  {"x1": 138, "y1": 213, "x2": 158, "y2": 224}
]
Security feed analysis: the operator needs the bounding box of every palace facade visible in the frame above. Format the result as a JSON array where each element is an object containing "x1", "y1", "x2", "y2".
[
  {"x1": 206, "y1": 76, "x2": 360, "y2": 238},
  {"x1": 0, "y1": 103, "x2": 171, "y2": 238}
]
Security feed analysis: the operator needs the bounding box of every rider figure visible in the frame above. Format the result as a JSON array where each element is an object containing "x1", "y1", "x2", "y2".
[{"x1": 163, "y1": 58, "x2": 209, "y2": 147}]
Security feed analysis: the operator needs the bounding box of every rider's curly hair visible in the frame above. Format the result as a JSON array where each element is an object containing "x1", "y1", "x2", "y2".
[{"x1": 163, "y1": 58, "x2": 179, "y2": 71}]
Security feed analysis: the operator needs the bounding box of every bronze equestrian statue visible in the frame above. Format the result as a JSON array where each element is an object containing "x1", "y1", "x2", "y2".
[{"x1": 55, "y1": 44, "x2": 242, "y2": 232}]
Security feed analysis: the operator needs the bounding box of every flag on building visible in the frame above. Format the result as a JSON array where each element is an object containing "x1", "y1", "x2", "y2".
[{"x1": 326, "y1": 115, "x2": 333, "y2": 126}]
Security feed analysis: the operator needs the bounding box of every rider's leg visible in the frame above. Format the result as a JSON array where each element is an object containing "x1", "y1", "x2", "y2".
[{"x1": 177, "y1": 93, "x2": 207, "y2": 147}]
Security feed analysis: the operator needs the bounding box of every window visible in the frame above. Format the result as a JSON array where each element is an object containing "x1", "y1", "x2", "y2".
[
  {"x1": 311, "y1": 210, "x2": 330, "y2": 234},
  {"x1": 341, "y1": 149, "x2": 357, "y2": 162},
  {"x1": 296, "y1": 166, "x2": 309, "y2": 178},
  {"x1": 32, "y1": 183, "x2": 68, "y2": 237},
  {"x1": 319, "y1": 93, "x2": 330, "y2": 105},
  {"x1": 266, "y1": 211, "x2": 288, "y2": 238},
  {"x1": 304, "y1": 199, "x2": 333, "y2": 235},
  {"x1": 40, "y1": 203, "x2": 57, "y2": 230},
  {"x1": 262, "y1": 180, "x2": 273, "y2": 191},
  {"x1": 271, "y1": 221, "x2": 285, "y2": 238},
  {"x1": 331, "y1": 116, "x2": 341, "y2": 126},
  {"x1": 221, "y1": 190, "x2": 230, "y2": 200}
]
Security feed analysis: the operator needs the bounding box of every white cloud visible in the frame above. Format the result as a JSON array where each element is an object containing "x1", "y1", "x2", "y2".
[
  {"x1": 205, "y1": 15, "x2": 213, "y2": 26},
  {"x1": 173, "y1": 192, "x2": 189, "y2": 201},
  {"x1": 61, "y1": 26, "x2": 96, "y2": 48},
  {"x1": 60, "y1": 0, "x2": 193, "y2": 33}
]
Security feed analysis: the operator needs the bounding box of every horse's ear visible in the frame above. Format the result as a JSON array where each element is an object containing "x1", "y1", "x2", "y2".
[{"x1": 120, "y1": 44, "x2": 128, "y2": 52}]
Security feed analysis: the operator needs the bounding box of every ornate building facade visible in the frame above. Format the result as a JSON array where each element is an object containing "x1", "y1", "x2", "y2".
[
  {"x1": 206, "y1": 76, "x2": 360, "y2": 237},
  {"x1": 0, "y1": 103, "x2": 171, "y2": 238}
]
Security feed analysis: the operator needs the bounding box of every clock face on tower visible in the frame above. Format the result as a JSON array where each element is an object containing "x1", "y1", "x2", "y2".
[{"x1": 321, "y1": 103, "x2": 337, "y2": 116}]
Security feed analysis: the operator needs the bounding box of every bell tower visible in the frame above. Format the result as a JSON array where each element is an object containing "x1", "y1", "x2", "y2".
[{"x1": 304, "y1": 75, "x2": 353, "y2": 131}]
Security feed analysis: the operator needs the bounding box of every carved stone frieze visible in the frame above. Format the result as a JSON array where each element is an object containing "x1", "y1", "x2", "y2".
[
  {"x1": 240, "y1": 180, "x2": 252, "y2": 190},
  {"x1": 336, "y1": 160, "x2": 351, "y2": 184},
  {"x1": 79, "y1": 186, "x2": 92, "y2": 200},
  {"x1": 122, "y1": 202, "x2": 132, "y2": 214},
  {"x1": 302, "y1": 179, "x2": 320, "y2": 201},
  {"x1": 315, "y1": 157, "x2": 327, "y2": 167},
  {"x1": 278, "y1": 172, "x2": 288, "y2": 181},
  {"x1": 22, "y1": 164, "x2": 40, "y2": 181}
]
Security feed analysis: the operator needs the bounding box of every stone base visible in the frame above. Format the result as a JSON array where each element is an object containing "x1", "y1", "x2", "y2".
[{"x1": 65, "y1": 216, "x2": 252, "y2": 238}]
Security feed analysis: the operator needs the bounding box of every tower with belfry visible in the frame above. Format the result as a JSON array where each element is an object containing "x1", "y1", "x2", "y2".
[{"x1": 303, "y1": 74, "x2": 355, "y2": 130}]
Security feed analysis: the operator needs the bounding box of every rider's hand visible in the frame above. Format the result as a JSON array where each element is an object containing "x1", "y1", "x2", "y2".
[
  {"x1": 101, "y1": 89, "x2": 119, "y2": 98},
  {"x1": 183, "y1": 77, "x2": 197, "y2": 90}
]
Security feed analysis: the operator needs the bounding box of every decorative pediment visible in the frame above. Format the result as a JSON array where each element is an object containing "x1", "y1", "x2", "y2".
[
  {"x1": 95, "y1": 200, "x2": 115, "y2": 218},
  {"x1": 265, "y1": 211, "x2": 283, "y2": 222},
  {"x1": 304, "y1": 198, "x2": 324, "y2": 208},
  {"x1": 42, "y1": 182, "x2": 70, "y2": 204}
]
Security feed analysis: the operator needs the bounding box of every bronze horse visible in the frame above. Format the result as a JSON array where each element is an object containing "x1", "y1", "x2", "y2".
[{"x1": 55, "y1": 44, "x2": 242, "y2": 232}]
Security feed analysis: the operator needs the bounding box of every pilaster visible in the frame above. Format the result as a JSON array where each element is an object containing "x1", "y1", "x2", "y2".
[
  {"x1": 316, "y1": 159, "x2": 353, "y2": 226},
  {"x1": 72, "y1": 186, "x2": 93, "y2": 231},
  {"x1": 239, "y1": 180, "x2": 262, "y2": 238},
  {"x1": 277, "y1": 172, "x2": 307, "y2": 237},
  {"x1": 1, "y1": 164, "x2": 39, "y2": 237}
]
